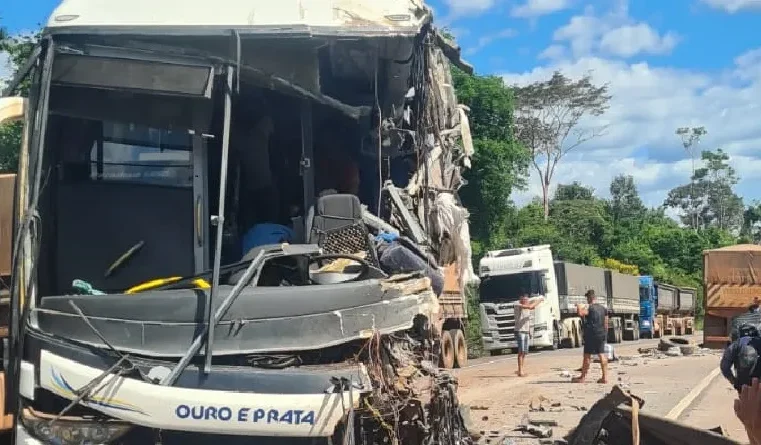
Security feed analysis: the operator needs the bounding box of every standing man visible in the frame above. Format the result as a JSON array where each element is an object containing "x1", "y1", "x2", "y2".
[
  {"x1": 572, "y1": 289, "x2": 609, "y2": 384},
  {"x1": 514, "y1": 294, "x2": 545, "y2": 377}
]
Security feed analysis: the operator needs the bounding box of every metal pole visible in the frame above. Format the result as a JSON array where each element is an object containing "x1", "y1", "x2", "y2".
[{"x1": 204, "y1": 66, "x2": 234, "y2": 373}]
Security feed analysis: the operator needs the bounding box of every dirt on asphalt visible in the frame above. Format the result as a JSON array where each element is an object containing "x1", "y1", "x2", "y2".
[{"x1": 454, "y1": 335, "x2": 730, "y2": 443}]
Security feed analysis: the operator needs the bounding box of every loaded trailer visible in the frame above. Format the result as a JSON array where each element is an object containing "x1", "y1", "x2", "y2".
[
  {"x1": 554, "y1": 261, "x2": 604, "y2": 348},
  {"x1": 703, "y1": 245, "x2": 761, "y2": 349},
  {"x1": 675, "y1": 287, "x2": 696, "y2": 335},
  {"x1": 605, "y1": 270, "x2": 640, "y2": 343}
]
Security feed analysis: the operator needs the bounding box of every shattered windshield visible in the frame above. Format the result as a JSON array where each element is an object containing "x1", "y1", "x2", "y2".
[{"x1": 479, "y1": 271, "x2": 543, "y2": 303}]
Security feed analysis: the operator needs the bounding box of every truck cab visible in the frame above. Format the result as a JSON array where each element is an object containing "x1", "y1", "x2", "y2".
[
  {"x1": 478, "y1": 245, "x2": 560, "y2": 353},
  {"x1": 639, "y1": 275, "x2": 657, "y2": 338}
]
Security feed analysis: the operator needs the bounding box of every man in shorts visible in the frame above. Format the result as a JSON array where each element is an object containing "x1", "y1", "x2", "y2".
[
  {"x1": 514, "y1": 294, "x2": 545, "y2": 377},
  {"x1": 572, "y1": 289, "x2": 609, "y2": 384}
]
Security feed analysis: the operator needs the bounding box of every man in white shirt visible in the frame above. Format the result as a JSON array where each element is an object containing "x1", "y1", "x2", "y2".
[{"x1": 514, "y1": 294, "x2": 545, "y2": 377}]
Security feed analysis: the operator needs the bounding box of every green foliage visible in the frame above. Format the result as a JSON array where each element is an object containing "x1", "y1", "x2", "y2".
[
  {"x1": 1, "y1": 25, "x2": 39, "y2": 173},
  {"x1": 664, "y1": 148, "x2": 744, "y2": 231},
  {"x1": 453, "y1": 68, "x2": 530, "y2": 252}
]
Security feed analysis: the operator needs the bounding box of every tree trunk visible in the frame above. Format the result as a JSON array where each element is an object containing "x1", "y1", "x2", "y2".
[{"x1": 542, "y1": 181, "x2": 550, "y2": 221}]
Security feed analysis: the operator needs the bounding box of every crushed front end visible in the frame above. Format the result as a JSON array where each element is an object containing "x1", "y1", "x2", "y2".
[{"x1": 18, "y1": 266, "x2": 470, "y2": 444}]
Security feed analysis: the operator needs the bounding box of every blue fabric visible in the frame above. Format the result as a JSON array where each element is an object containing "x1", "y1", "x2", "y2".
[
  {"x1": 375, "y1": 232, "x2": 399, "y2": 243},
  {"x1": 241, "y1": 224, "x2": 294, "y2": 255}
]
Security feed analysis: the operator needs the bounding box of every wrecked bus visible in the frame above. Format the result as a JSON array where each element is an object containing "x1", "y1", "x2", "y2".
[{"x1": 0, "y1": 0, "x2": 479, "y2": 443}]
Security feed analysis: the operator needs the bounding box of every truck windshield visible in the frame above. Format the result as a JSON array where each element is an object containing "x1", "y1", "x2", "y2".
[
  {"x1": 479, "y1": 271, "x2": 542, "y2": 303},
  {"x1": 639, "y1": 286, "x2": 649, "y2": 301}
]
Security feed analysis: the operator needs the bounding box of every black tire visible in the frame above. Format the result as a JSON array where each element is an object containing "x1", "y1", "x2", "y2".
[
  {"x1": 549, "y1": 326, "x2": 560, "y2": 350},
  {"x1": 489, "y1": 349, "x2": 503, "y2": 357},
  {"x1": 623, "y1": 329, "x2": 635, "y2": 341},
  {"x1": 451, "y1": 329, "x2": 468, "y2": 368},
  {"x1": 573, "y1": 325, "x2": 581, "y2": 348},
  {"x1": 440, "y1": 331, "x2": 455, "y2": 369}
]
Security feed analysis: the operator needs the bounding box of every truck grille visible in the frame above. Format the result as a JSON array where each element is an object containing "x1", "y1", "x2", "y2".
[{"x1": 482, "y1": 304, "x2": 526, "y2": 343}]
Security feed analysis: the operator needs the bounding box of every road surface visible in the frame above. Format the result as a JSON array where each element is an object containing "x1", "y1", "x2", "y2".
[{"x1": 454, "y1": 334, "x2": 737, "y2": 443}]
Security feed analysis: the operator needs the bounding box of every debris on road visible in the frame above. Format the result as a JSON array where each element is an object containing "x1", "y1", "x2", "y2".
[
  {"x1": 516, "y1": 423, "x2": 553, "y2": 438},
  {"x1": 565, "y1": 385, "x2": 741, "y2": 445}
]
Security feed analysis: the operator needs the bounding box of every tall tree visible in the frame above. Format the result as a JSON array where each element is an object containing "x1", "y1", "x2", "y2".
[
  {"x1": 664, "y1": 148, "x2": 744, "y2": 232},
  {"x1": 608, "y1": 174, "x2": 646, "y2": 238},
  {"x1": 511, "y1": 71, "x2": 611, "y2": 220},
  {"x1": 675, "y1": 126, "x2": 707, "y2": 230},
  {"x1": 452, "y1": 69, "x2": 529, "y2": 254}
]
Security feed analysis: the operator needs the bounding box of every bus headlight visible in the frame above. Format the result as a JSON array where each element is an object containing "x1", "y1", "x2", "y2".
[{"x1": 21, "y1": 408, "x2": 132, "y2": 444}]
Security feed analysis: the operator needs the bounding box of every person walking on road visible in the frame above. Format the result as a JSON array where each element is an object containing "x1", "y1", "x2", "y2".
[
  {"x1": 572, "y1": 289, "x2": 609, "y2": 384},
  {"x1": 514, "y1": 294, "x2": 544, "y2": 377}
]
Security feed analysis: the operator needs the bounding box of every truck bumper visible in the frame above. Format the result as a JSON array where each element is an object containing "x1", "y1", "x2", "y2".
[{"x1": 481, "y1": 331, "x2": 517, "y2": 351}]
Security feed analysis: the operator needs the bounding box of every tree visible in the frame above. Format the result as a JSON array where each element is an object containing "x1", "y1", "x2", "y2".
[
  {"x1": 0, "y1": 26, "x2": 38, "y2": 173},
  {"x1": 664, "y1": 148, "x2": 744, "y2": 232},
  {"x1": 453, "y1": 69, "x2": 530, "y2": 252},
  {"x1": 742, "y1": 202, "x2": 761, "y2": 244},
  {"x1": 608, "y1": 174, "x2": 646, "y2": 240},
  {"x1": 554, "y1": 181, "x2": 594, "y2": 201},
  {"x1": 512, "y1": 71, "x2": 611, "y2": 220},
  {"x1": 676, "y1": 126, "x2": 707, "y2": 230}
]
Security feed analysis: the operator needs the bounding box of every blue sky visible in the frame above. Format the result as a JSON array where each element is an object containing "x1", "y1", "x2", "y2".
[{"x1": 3, "y1": 0, "x2": 761, "y2": 210}]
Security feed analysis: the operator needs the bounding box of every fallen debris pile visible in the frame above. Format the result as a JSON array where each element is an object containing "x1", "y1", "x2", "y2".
[{"x1": 564, "y1": 386, "x2": 741, "y2": 445}]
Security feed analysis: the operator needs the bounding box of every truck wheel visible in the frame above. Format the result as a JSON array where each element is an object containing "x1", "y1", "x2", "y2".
[
  {"x1": 440, "y1": 331, "x2": 455, "y2": 369},
  {"x1": 489, "y1": 349, "x2": 503, "y2": 357},
  {"x1": 623, "y1": 329, "x2": 634, "y2": 341},
  {"x1": 549, "y1": 327, "x2": 560, "y2": 350},
  {"x1": 451, "y1": 329, "x2": 468, "y2": 368}
]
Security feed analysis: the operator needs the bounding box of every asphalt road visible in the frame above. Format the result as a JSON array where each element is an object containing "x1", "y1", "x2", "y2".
[{"x1": 460, "y1": 333, "x2": 694, "y2": 371}]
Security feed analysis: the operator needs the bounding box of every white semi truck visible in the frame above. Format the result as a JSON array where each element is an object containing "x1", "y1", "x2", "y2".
[
  {"x1": 479, "y1": 245, "x2": 576, "y2": 353},
  {"x1": 478, "y1": 245, "x2": 640, "y2": 354}
]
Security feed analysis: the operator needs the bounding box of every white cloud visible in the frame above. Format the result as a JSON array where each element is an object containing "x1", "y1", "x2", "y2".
[
  {"x1": 544, "y1": 5, "x2": 679, "y2": 60},
  {"x1": 599, "y1": 24, "x2": 679, "y2": 58},
  {"x1": 503, "y1": 47, "x2": 761, "y2": 209},
  {"x1": 442, "y1": 0, "x2": 499, "y2": 18},
  {"x1": 700, "y1": 0, "x2": 761, "y2": 13},
  {"x1": 465, "y1": 29, "x2": 518, "y2": 55},
  {"x1": 511, "y1": 0, "x2": 571, "y2": 18}
]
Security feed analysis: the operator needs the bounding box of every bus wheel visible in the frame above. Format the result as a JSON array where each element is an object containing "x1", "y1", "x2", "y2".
[{"x1": 440, "y1": 330, "x2": 455, "y2": 369}]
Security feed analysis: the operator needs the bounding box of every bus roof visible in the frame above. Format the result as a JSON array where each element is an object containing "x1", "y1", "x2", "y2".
[{"x1": 46, "y1": 0, "x2": 431, "y2": 37}]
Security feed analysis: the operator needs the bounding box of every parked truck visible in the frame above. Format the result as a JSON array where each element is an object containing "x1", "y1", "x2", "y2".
[
  {"x1": 605, "y1": 270, "x2": 640, "y2": 342},
  {"x1": 478, "y1": 244, "x2": 641, "y2": 354},
  {"x1": 0, "y1": 0, "x2": 479, "y2": 443},
  {"x1": 478, "y1": 245, "x2": 565, "y2": 353},
  {"x1": 703, "y1": 244, "x2": 761, "y2": 349},
  {"x1": 638, "y1": 277, "x2": 679, "y2": 338},
  {"x1": 675, "y1": 287, "x2": 696, "y2": 335}
]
